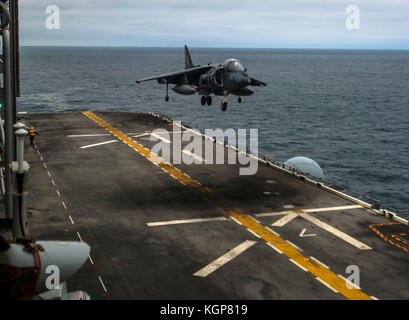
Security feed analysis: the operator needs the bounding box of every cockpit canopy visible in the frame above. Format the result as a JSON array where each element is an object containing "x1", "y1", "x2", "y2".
[{"x1": 223, "y1": 59, "x2": 245, "y2": 72}]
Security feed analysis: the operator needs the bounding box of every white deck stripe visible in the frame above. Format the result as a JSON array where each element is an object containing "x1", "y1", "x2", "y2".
[
  {"x1": 265, "y1": 226, "x2": 280, "y2": 236},
  {"x1": 299, "y1": 213, "x2": 372, "y2": 250},
  {"x1": 151, "y1": 132, "x2": 171, "y2": 144},
  {"x1": 315, "y1": 277, "x2": 339, "y2": 293},
  {"x1": 68, "y1": 134, "x2": 111, "y2": 137},
  {"x1": 246, "y1": 228, "x2": 261, "y2": 238},
  {"x1": 266, "y1": 242, "x2": 283, "y2": 254},
  {"x1": 193, "y1": 240, "x2": 257, "y2": 277},
  {"x1": 310, "y1": 256, "x2": 330, "y2": 269},
  {"x1": 132, "y1": 133, "x2": 150, "y2": 138},
  {"x1": 289, "y1": 259, "x2": 308, "y2": 272},
  {"x1": 182, "y1": 149, "x2": 207, "y2": 164},
  {"x1": 271, "y1": 212, "x2": 298, "y2": 227},
  {"x1": 337, "y1": 274, "x2": 361, "y2": 290},
  {"x1": 255, "y1": 205, "x2": 362, "y2": 218},
  {"x1": 80, "y1": 140, "x2": 118, "y2": 149},
  {"x1": 98, "y1": 276, "x2": 108, "y2": 293},
  {"x1": 146, "y1": 216, "x2": 228, "y2": 227},
  {"x1": 286, "y1": 240, "x2": 303, "y2": 252}
]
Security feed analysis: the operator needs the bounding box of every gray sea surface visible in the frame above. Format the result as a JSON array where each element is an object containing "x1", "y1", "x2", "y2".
[{"x1": 19, "y1": 47, "x2": 409, "y2": 217}]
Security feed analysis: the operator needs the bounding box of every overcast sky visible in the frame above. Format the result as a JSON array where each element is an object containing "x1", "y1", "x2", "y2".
[{"x1": 19, "y1": 0, "x2": 409, "y2": 49}]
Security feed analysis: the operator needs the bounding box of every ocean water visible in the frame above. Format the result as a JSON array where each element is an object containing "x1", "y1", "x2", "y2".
[{"x1": 18, "y1": 47, "x2": 409, "y2": 217}]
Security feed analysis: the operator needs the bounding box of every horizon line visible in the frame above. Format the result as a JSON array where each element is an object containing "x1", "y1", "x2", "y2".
[{"x1": 19, "y1": 45, "x2": 409, "y2": 51}]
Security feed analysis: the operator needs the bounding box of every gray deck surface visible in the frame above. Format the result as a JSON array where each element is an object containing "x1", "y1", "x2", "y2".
[{"x1": 23, "y1": 112, "x2": 409, "y2": 300}]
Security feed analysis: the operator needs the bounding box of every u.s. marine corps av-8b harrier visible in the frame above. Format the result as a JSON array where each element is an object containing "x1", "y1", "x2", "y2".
[{"x1": 135, "y1": 45, "x2": 266, "y2": 111}]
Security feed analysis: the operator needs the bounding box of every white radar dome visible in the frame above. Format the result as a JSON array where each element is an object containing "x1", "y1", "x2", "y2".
[{"x1": 284, "y1": 157, "x2": 324, "y2": 179}]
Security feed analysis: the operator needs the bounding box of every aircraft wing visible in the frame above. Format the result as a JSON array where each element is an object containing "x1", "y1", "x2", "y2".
[
  {"x1": 249, "y1": 78, "x2": 267, "y2": 87},
  {"x1": 136, "y1": 65, "x2": 212, "y2": 84}
]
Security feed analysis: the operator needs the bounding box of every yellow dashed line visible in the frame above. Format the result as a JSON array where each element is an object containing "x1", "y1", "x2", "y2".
[
  {"x1": 370, "y1": 223, "x2": 409, "y2": 253},
  {"x1": 227, "y1": 208, "x2": 373, "y2": 300},
  {"x1": 83, "y1": 112, "x2": 209, "y2": 193}
]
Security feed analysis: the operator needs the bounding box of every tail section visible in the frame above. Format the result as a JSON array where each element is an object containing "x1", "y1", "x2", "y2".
[{"x1": 184, "y1": 45, "x2": 194, "y2": 69}]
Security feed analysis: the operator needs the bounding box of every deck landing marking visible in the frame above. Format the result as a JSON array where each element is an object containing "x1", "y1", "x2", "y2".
[
  {"x1": 147, "y1": 216, "x2": 228, "y2": 227},
  {"x1": 193, "y1": 240, "x2": 257, "y2": 277},
  {"x1": 369, "y1": 223, "x2": 409, "y2": 253},
  {"x1": 289, "y1": 259, "x2": 308, "y2": 271},
  {"x1": 33, "y1": 143, "x2": 111, "y2": 300},
  {"x1": 83, "y1": 112, "x2": 374, "y2": 300},
  {"x1": 255, "y1": 205, "x2": 362, "y2": 218},
  {"x1": 83, "y1": 112, "x2": 208, "y2": 193},
  {"x1": 151, "y1": 132, "x2": 171, "y2": 144},
  {"x1": 228, "y1": 209, "x2": 373, "y2": 300},
  {"x1": 315, "y1": 277, "x2": 339, "y2": 293},
  {"x1": 272, "y1": 212, "x2": 298, "y2": 227},
  {"x1": 299, "y1": 213, "x2": 372, "y2": 250},
  {"x1": 299, "y1": 228, "x2": 317, "y2": 237},
  {"x1": 182, "y1": 149, "x2": 208, "y2": 164},
  {"x1": 80, "y1": 140, "x2": 118, "y2": 149},
  {"x1": 68, "y1": 134, "x2": 112, "y2": 138}
]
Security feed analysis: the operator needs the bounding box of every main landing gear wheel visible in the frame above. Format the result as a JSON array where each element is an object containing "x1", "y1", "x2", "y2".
[
  {"x1": 206, "y1": 96, "x2": 212, "y2": 106},
  {"x1": 238, "y1": 97, "x2": 242, "y2": 103},
  {"x1": 221, "y1": 101, "x2": 228, "y2": 112},
  {"x1": 165, "y1": 96, "x2": 169, "y2": 102},
  {"x1": 201, "y1": 96, "x2": 206, "y2": 106}
]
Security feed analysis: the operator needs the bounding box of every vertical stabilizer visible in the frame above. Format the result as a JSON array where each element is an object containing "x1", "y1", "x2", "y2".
[{"x1": 184, "y1": 45, "x2": 194, "y2": 69}]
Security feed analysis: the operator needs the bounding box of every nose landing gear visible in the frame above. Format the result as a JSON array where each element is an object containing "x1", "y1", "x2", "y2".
[
  {"x1": 221, "y1": 100, "x2": 228, "y2": 112},
  {"x1": 221, "y1": 91, "x2": 229, "y2": 112},
  {"x1": 165, "y1": 82, "x2": 169, "y2": 102},
  {"x1": 238, "y1": 97, "x2": 242, "y2": 103}
]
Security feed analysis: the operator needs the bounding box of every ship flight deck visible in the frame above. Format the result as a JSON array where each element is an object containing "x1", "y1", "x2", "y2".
[{"x1": 24, "y1": 111, "x2": 409, "y2": 300}]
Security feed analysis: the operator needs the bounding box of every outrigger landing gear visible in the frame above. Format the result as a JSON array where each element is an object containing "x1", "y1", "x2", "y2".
[
  {"x1": 201, "y1": 96, "x2": 206, "y2": 106},
  {"x1": 238, "y1": 96, "x2": 242, "y2": 103}
]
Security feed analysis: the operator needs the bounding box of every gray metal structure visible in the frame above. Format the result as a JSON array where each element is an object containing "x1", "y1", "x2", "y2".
[
  {"x1": 0, "y1": 1, "x2": 91, "y2": 300},
  {"x1": 136, "y1": 45, "x2": 266, "y2": 111}
]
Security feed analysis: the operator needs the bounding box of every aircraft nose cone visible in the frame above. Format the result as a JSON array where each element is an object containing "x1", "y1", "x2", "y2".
[{"x1": 236, "y1": 73, "x2": 251, "y2": 88}]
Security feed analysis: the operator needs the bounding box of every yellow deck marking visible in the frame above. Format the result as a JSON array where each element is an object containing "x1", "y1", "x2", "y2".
[
  {"x1": 227, "y1": 208, "x2": 373, "y2": 300},
  {"x1": 83, "y1": 112, "x2": 209, "y2": 193},
  {"x1": 83, "y1": 111, "x2": 374, "y2": 300}
]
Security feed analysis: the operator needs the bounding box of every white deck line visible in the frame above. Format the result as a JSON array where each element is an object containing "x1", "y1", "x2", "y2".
[
  {"x1": 271, "y1": 212, "x2": 298, "y2": 227},
  {"x1": 68, "y1": 134, "x2": 112, "y2": 137},
  {"x1": 193, "y1": 240, "x2": 257, "y2": 277},
  {"x1": 182, "y1": 149, "x2": 207, "y2": 164},
  {"x1": 299, "y1": 213, "x2": 372, "y2": 250},
  {"x1": 146, "y1": 216, "x2": 228, "y2": 227},
  {"x1": 80, "y1": 140, "x2": 118, "y2": 149},
  {"x1": 150, "y1": 132, "x2": 171, "y2": 144}
]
